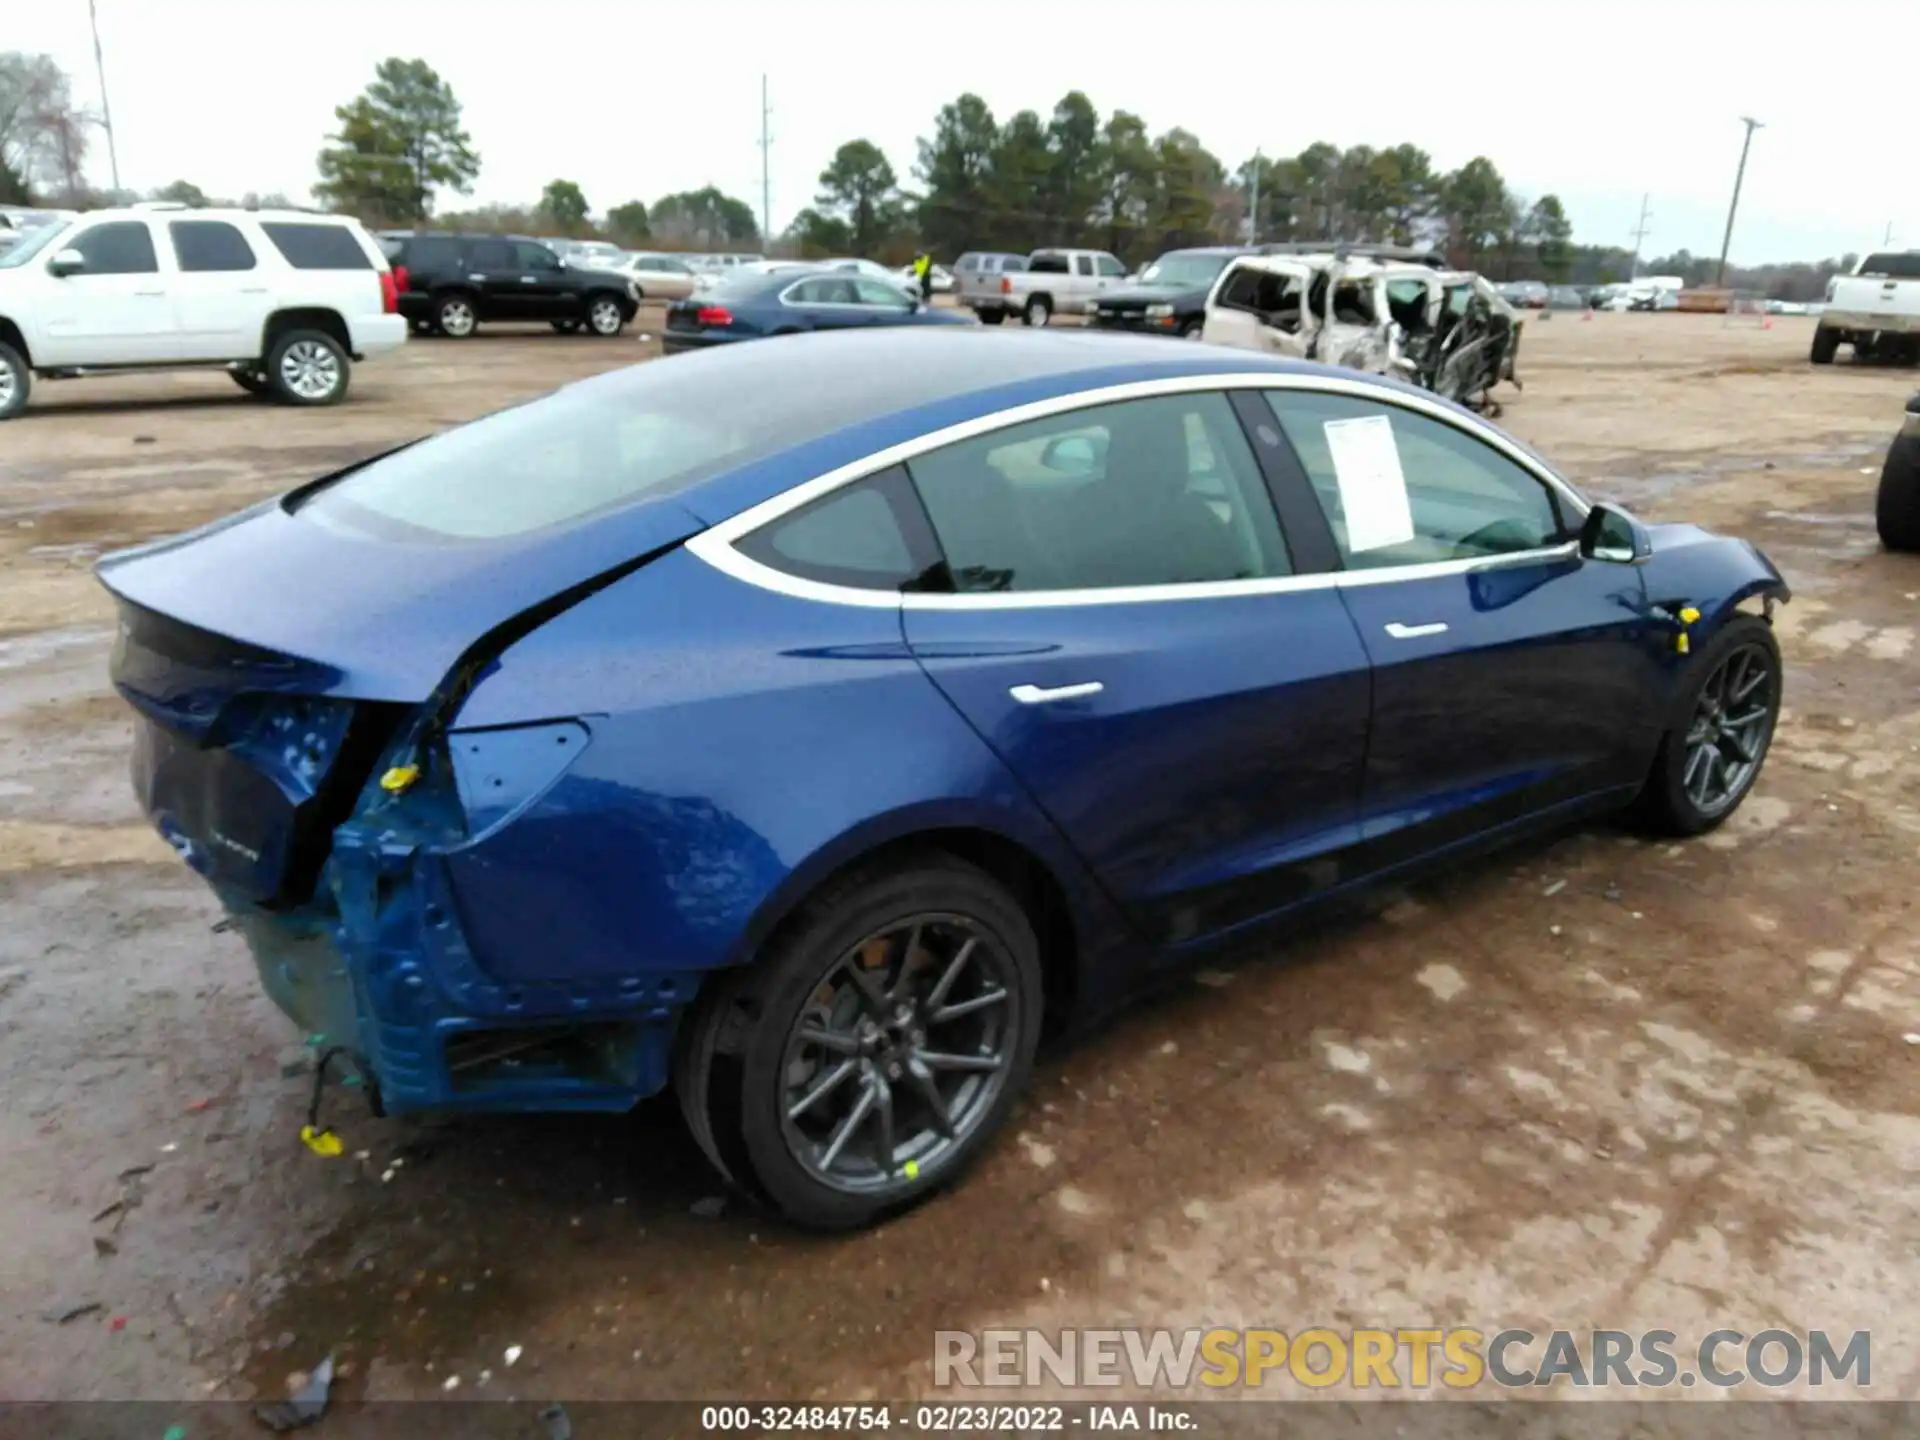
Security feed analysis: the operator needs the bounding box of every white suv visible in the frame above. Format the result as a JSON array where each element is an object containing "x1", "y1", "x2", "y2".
[{"x1": 0, "y1": 203, "x2": 407, "y2": 420}]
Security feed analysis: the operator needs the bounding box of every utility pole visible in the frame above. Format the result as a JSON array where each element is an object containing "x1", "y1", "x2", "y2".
[
  {"x1": 758, "y1": 75, "x2": 773, "y2": 248},
  {"x1": 1627, "y1": 193, "x2": 1652, "y2": 280},
  {"x1": 88, "y1": 0, "x2": 122, "y2": 194},
  {"x1": 1715, "y1": 116, "x2": 1763, "y2": 287},
  {"x1": 1247, "y1": 150, "x2": 1261, "y2": 245}
]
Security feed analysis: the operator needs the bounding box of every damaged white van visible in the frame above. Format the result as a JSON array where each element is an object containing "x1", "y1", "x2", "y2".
[{"x1": 1201, "y1": 252, "x2": 1524, "y2": 414}]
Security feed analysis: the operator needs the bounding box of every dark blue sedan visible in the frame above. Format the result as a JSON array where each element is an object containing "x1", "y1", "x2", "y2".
[
  {"x1": 663, "y1": 266, "x2": 974, "y2": 352},
  {"x1": 99, "y1": 329, "x2": 1789, "y2": 1229}
]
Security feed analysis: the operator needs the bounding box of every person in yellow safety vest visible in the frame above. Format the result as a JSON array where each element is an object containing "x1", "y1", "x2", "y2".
[{"x1": 912, "y1": 251, "x2": 933, "y2": 303}]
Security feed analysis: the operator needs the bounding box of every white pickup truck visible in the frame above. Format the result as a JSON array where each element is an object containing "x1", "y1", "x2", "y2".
[
  {"x1": 962, "y1": 247, "x2": 1128, "y2": 327},
  {"x1": 1813, "y1": 250, "x2": 1920, "y2": 365}
]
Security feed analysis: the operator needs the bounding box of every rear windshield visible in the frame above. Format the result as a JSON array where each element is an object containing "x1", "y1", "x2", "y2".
[
  {"x1": 1857, "y1": 252, "x2": 1920, "y2": 280},
  {"x1": 261, "y1": 222, "x2": 372, "y2": 270}
]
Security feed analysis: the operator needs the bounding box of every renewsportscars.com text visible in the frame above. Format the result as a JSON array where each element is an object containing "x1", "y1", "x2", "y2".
[{"x1": 933, "y1": 1327, "x2": 1872, "y2": 1390}]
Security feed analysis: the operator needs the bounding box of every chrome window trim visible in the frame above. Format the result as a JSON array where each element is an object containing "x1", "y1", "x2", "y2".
[{"x1": 685, "y1": 371, "x2": 1592, "y2": 611}]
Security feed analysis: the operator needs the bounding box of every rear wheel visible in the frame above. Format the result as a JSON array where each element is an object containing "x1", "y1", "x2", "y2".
[
  {"x1": 1810, "y1": 327, "x2": 1839, "y2": 365},
  {"x1": 265, "y1": 329, "x2": 350, "y2": 407},
  {"x1": 1023, "y1": 296, "x2": 1052, "y2": 328},
  {"x1": 586, "y1": 296, "x2": 626, "y2": 337},
  {"x1": 1634, "y1": 615, "x2": 1781, "y2": 836},
  {"x1": 435, "y1": 293, "x2": 478, "y2": 338},
  {"x1": 1875, "y1": 424, "x2": 1920, "y2": 551},
  {"x1": 0, "y1": 342, "x2": 32, "y2": 420},
  {"x1": 675, "y1": 857, "x2": 1043, "y2": 1231}
]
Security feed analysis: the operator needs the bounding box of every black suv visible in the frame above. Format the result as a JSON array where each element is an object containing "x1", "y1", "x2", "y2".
[{"x1": 378, "y1": 232, "x2": 639, "y2": 339}]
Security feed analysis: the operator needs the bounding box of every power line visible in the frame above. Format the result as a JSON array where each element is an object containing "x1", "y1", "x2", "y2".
[
  {"x1": 758, "y1": 76, "x2": 773, "y2": 243},
  {"x1": 88, "y1": 0, "x2": 121, "y2": 193},
  {"x1": 1627, "y1": 193, "x2": 1651, "y2": 280},
  {"x1": 1715, "y1": 116, "x2": 1763, "y2": 287}
]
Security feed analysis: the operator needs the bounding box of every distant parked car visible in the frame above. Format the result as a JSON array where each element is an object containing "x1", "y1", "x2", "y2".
[
  {"x1": 1088, "y1": 246, "x2": 1248, "y2": 338},
  {"x1": 970, "y1": 247, "x2": 1130, "y2": 327},
  {"x1": 1813, "y1": 250, "x2": 1920, "y2": 366},
  {"x1": 613, "y1": 252, "x2": 701, "y2": 302},
  {"x1": 952, "y1": 252, "x2": 1028, "y2": 316},
  {"x1": 562, "y1": 241, "x2": 629, "y2": 271},
  {"x1": 0, "y1": 203, "x2": 405, "y2": 419},
  {"x1": 379, "y1": 231, "x2": 639, "y2": 338},
  {"x1": 1500, "y1": 280, "x2": 1549, "y2": 309},
  {"x1": 663, "y1": 267, "x2": 974, "y2": 352},
  {"x1": 897, "y1": 261, "x2": 955, "y2": 295},
  {"x1": 1545, "y1": 285, "x2": 1588, "y2": 310},
  {"x1": 818, "y1": 257, "x2": 921, "y2": 298}
]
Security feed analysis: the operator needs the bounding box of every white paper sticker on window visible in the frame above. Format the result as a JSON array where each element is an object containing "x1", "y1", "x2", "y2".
[{"x1": 1323, "y1": 415, "x2": 1414, "y2": 553}]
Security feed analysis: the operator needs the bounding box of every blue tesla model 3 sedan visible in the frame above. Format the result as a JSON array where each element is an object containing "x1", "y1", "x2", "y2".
[
  {"x1": 99, "y1": 327, "x2": 1789, "y2": 1229},
  {"x1": 663, "y1": 266, "x2": 974, "y2": 352}
]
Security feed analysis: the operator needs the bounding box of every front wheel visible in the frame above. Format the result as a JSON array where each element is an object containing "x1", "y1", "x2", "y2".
[
  {"x1": 1634, "y1": 615, "x2": 1782, "y2": 836},
  {"x1": 675, "y1": 856, "x2": 1043, "y2": 1231},
  {"x1": 265, "y1": 330, "x2": 350, "y2": 407},
  {"x1": 0, "y1": 342, "x2": 33, "y2": 419},
  {"x1": 585, "y1": 296, "x2": 627, "y2": 337},
  {"x1": 1810, "y1": 327, "x2": 1839, "y2": 365},
  {"x1": 1179, "y1": 318, "x2": 1204, "y2": 340}
]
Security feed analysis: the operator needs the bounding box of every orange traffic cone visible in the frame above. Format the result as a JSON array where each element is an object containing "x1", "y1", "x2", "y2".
[{"x1": 1581, "y1": 307, "x2": 1594, "y2": 322}]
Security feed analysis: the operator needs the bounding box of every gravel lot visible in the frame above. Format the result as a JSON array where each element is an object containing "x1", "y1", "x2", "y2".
[{"x1": 2, "y1": 309, "x2": 1917, "y2": 1410}]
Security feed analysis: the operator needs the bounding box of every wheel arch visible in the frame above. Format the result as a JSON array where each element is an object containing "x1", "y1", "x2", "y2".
[
  {"x1": 262, "y1": 307, "x2": 349, "y2": 358},
  {"x1": 730, "y1": 813, "x2": 1094, "y2": 1034},
  {"x1": 0, "y1": 315, "x2": 30, "y2": 366}
]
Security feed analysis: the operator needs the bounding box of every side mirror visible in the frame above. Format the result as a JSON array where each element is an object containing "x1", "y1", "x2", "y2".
[
  {"x1": 48, "y1": 248, "x2": 86, "y2": 278},
  {"x1": 1579, "y1": 501, "x2": 1652, "y2": 563}
]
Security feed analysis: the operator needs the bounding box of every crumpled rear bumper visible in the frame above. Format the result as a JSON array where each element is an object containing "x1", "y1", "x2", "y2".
[{"x1": 225, "y1": 821, "x2": 702, "y2": 1116}]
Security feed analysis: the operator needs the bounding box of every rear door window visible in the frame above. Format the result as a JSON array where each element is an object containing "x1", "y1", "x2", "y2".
[
  {"x1": 468, "y1": 239, "x2": 512, "y2": 270},
  {"x1": 170, "y1": 220, "x2": 257, "y2": 272},
  {"x1": 259, "y1": 223, "x2": 372, "y2": 270},
  {"x1": 1858, "y1": 252, "x2": 1920, "y2": 280}
]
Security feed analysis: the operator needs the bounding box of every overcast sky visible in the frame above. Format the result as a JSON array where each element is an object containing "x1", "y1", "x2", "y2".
[{"x1": 13, "y1": 0, "x2": 1918, "y2": 263}]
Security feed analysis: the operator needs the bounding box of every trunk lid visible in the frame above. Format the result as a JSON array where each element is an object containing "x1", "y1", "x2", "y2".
[{"x1": 101, "y1": 485, "x2": 705, "y2": 905}]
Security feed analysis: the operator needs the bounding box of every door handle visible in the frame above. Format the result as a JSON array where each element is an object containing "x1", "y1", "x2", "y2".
[
  {"x1": 1009, "y1": 682, "x2": 1104, "y2": 705},
  {"x1": 240, "y1": 287, "x2": 268, "y2": 294},
  {"x1": 135, "y1": 290, "x2": 165, "y2": 298},
  {"x1": 1384, "y1": 622, "x2": 1448, "y2": 639},
  {"x1": 521, "y1": 276, "x2": 538, "y2": 283}
]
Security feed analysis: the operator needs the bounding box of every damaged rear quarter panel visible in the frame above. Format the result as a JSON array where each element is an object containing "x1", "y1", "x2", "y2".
[{"x1": 433, "y1": 547, "x2": 1124, "y2": 997}]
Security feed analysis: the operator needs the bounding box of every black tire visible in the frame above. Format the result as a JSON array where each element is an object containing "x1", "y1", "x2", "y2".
[
  {"x1": 1810, "y1": 327, "x2": 1839, "y2": 365},
  {"x1": 1875, "y1": 428, "x2": 1920, "y2": 552},
  {"x1": 1634, "y1": 614, "x2": 1782, "y2": 837},
  {"x1": 675, "y1": 856, "x2": 1044, "y2": 1231},
  {"x1": 584, "y1": 294, "x2": 627, "y2": 337},
  {"x1": 977, "y1": 310, "x2": 1006, "y2": 326},
  {"x1": 410, "y1": 319, "x2": 434, "y2": 336},
  {"x1": 1178, "y1": 317, "x2": 1204, "y2": 340},
  {"x1": 228, "y1": 368, "x2": 269, "y2": 397},
  {"x1": 1023, "y1": 296, "x2": 1052, "y2": 328},
  {"x1": 264, "y1": 329, "x2": 350, "y2": 408},
  {"x1": 434, "y1": 291, "x2": 479, "y2": 339},
  {"x1": 550, "y1": 319, "x2": 582, "y2": 334},
  {"x1": 0, "y1": 341, "x2": 31, "y2": 420}
]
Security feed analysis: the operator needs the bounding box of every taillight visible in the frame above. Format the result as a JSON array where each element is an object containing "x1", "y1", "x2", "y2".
[
  {"x1": 695, "y1": 306, "x2": 733, "y2": 327},
  {"x1": 379, "y1": 269, "x2": 401, "y2": 315},
  {"x1": 1000, "y1": 276, "x2": 1012, "y2": 294}
]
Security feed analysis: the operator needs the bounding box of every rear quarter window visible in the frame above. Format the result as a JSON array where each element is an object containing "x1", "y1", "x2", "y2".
[
  {"x1": 260, "y1": 223, "x2": 373, "y2": 270},
  {"x1": 735, "y1": 467, "x2": 937, "y2": 591}
]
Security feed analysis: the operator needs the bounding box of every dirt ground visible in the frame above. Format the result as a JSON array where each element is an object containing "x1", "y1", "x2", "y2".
[{"x1": 2, "y1": 308, "x2": 1918, "y2": 1414}]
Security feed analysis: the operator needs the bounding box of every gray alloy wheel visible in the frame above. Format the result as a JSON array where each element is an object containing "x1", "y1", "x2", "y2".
[
  {"x1": 0, "y1": 342, "x2": 28, "y2": 420},
  {"x1": 586, "y1": 297, "x2": 625, "y2": 336},
  {"x1": 777, "y1": 913, "x2": 1023, "y2": 1196},
  {"x1": 266, "y1": 330, "x2": 349, "y2": 406},
  {"x1": 1679, "y1": 641, "x2": 1776, "y2": 819},
  {"x1": 436, "y1": 294, "x2": 477, "y2": 338}
]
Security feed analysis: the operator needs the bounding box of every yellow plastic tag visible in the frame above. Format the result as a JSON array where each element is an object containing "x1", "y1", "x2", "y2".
[
  {"x1": 379, "y1": 764, "x2": 420, "y2": 794},
  {"x1": 300, "y1": 1125, "x2": 343, "y2": 1157},
  {"x1": 1678, "y1": 606, "x2": 1701, "y2": 625},
  {"x1": 1675, "y1": 633, "x2": 1690, "y2": 655},
  {"x1": 903, "y1": 1159, "x2": 920, "y2": 1180}
]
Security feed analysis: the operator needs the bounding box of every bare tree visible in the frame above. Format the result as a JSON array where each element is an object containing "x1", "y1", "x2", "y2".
[{"x1": 0, "y1": 52, "x2": 93, "y2": 204}]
